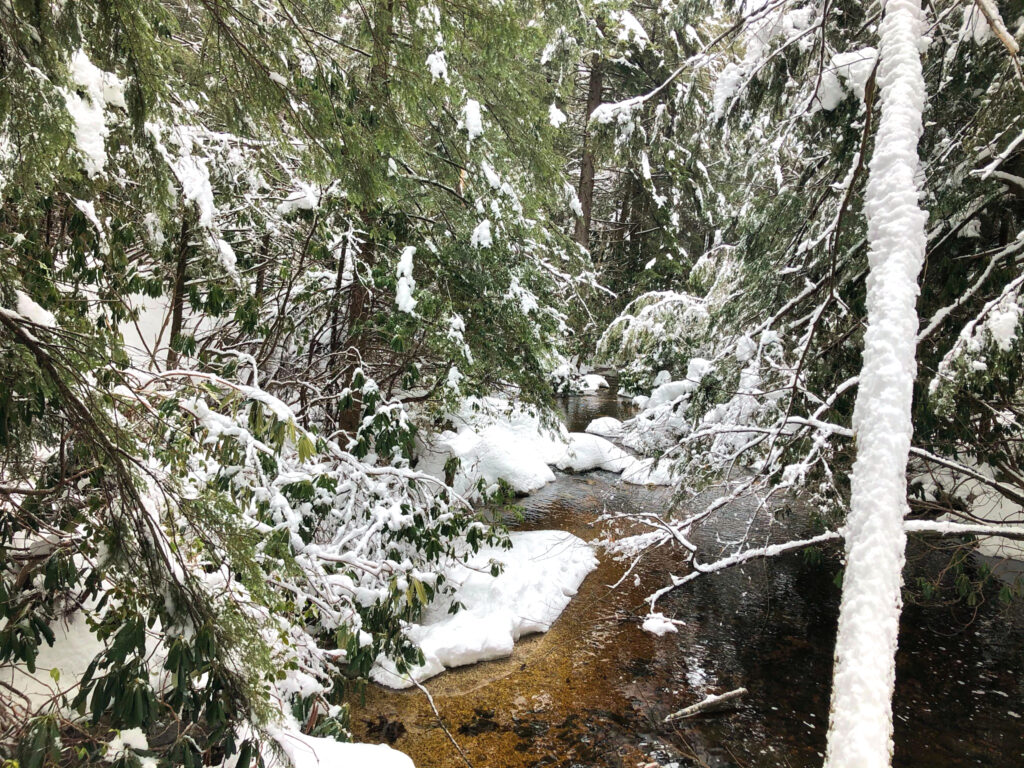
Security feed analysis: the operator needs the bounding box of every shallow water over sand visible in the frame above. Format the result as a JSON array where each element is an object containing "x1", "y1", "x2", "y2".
[{"x1": 351, "y1": 384, "x2": 1024, "y2": 767}]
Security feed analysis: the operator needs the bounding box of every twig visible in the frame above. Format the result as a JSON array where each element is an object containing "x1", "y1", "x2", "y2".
[
  {"x1": 665, "y1": 688, "x2": 748, "y2": 722},
  {"x1": 410, "y1": 677, "x2": 475, "y2": 768}
]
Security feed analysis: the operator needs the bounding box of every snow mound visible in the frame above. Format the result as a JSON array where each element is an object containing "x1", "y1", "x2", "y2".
[
  {"x1": 271, "y1": 729, "x2": 414, "y2": 768},
  {"x1": 372, "y1": 530, "x2": 597, "y2": 688},
  {"x1": 580, "y1": 373, "x2": 610, "y2": 392},
  {"x1": 555, "y1": 433, "x2": 633, "y2": 473},
  {"x1": 584, "y1": 416, "x2": 623, "y2": 438},
  {"x1": 417, "y1": 397, "x2": 567, "y2": 498}
]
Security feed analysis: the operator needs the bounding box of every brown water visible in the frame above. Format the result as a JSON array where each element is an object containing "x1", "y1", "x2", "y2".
[{"x1": 351, "y1": 382, "x2": 1024, "y2": 767}]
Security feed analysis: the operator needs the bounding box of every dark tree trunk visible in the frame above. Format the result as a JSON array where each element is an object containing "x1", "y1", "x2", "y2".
[
  {"x1": 337, "y1": 0, "x2": 395, "y2": 436},
  {"x1": 166, "y1": 218, "x2": 191, "y2": 370},
  {"x1": 574, "y1": 55, "x2": 603, "y2": 250}
]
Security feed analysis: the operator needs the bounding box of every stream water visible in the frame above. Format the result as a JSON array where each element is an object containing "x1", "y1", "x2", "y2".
[{"x1": 351, "y1": 383, "x2": 1024, "y2": 767}]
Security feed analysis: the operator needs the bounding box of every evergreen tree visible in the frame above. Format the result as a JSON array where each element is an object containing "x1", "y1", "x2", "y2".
[{"x1": 0, "y1": 0, "x2": 592, "y2": 762}]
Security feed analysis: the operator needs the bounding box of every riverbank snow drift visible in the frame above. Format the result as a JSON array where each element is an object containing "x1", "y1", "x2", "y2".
[
  {"x1": 269, "y1": 728, "x2": 414, "y2": 768},
  {"x1": 371, "y1": 530, "x2": 597, "y2": 688},
  {"x1": 417, "y1": 397, "x2": 674, "y2": 497}
]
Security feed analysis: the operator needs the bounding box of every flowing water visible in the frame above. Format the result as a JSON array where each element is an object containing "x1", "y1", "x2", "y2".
[{"x1": 351, "y1": 382, "x2": 1024, "y2": 767}]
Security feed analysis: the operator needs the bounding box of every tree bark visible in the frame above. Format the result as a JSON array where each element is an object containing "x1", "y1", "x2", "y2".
[
  {"x1": 166, "y1": 217, "x2": 191, "y2": 370},
  {"x1": 574, "y1": 54, "x2": 603, "y2": 250},
  {"x1": 337, "y1": 0, "x2": 395, "y2": 436}
]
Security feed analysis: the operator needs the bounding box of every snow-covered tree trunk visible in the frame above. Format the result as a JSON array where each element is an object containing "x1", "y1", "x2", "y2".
[{"x1": 823, "y1": 1, "x2": 928, "y2": 767}]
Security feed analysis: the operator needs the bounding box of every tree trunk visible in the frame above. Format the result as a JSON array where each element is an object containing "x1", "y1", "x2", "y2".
[
  {"x1": 823, "y1": 2, "x2": 927, "y2": 766},
  {"x1": 166, "y1": 217, "x2": 191, "y2": 370},
  {"x1": 574, "y1": 54, "x2": 603, "y2": 249},
  {"x1": 337, "y1": 0, "x2": 395, "y2": 436}
]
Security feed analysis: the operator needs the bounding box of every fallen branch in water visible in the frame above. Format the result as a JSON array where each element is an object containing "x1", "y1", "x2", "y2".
[
  {"x1": 664, "y1": 688, "x2": 748, "y2": 722},
  {"x1": 411, "y1": 677, "x2": 475, "y2": 768}
]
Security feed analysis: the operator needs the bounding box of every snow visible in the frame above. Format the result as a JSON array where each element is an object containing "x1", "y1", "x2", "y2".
[
  {"x1": 647, "y1": 360, "x2": 712, "y2": 408},
  {"x1": 612, "y1": 10, "x2": 650, "y2": 50},
  {"x1": 3, "y1": 601, "x2": 110, "y2": 713},
  {"x1": 270, "y1": 728, "x2": 414, "y2": 768},
  {"x1": 641, "y1": 613, "x2": 680, "y2": 636},
  {"x1": 148, "y1": 124, "x2": 217, "y2": 228},
  {"x1": 832, "y1": 48, "x2": 878, "y2": 103},
  {"x1": 986, "y1": 301, "x2": 1021, "y2": 350},
  {"x1": 912, "y1": 458, "x2": 1024, "y2": 561},
  {"x1": 216, "y1": 238, "x2": 237, "y2": 272},
  {"x1": 396, "y1": 246, "x2": 417, "y2": 314},
  {"x1": 417, "y1": 397, "x2": 566, "y2": 497},
  {"x1": 416, "y1": 396, "x2": 672, "y2": 494},
  {"x1": 105, "y1": 729, "x2": 149, "y2": 763},
  {"x1": 713, "y1": 63, "x2": 745, "y2": 120},
  {"x1": 481, "y1": 161, "x2": 501, "y2": 189},
  {"x1": 74, "y1": 198, "x2": 105, "y2": 239},
  {"x1": 371, "y1": 530, "x2": 597, "y2": 688},
  {"x1": 818, "y1": 48, "x2": 879, "y2": 111},
  {"x1": 462, "y1": 98, "x2": 483, "y2": 141},
  {"x1": 62, "y1": 49, "x2": 125, "y2": 176},
  {"x1": 823, "y1": 0, "x2": 927, "y2": 765},
  {"x1": 470, "y1": 218, "x2": 492, "y2": 248},
  {"x1": 548, "y1": 102, "x2": 567, "y2": 128},
  {"x1": 621, "y1": 458, "x2": 674, "y2": 486},
  {"x1": 960, "y1": 4, "x2": 993, "y2": 44},
  {"x1": 277, "y1": 182, "x2": 319, "y2": 215},
  {"x1": 585, "y1": 416, "x2": 623, "y2": 438},
  {"x1": 426, "y1": 50, "x2": 449, "y2": 83},
  {"x1": 15, "y1": 290, "x2": 57, "y2": 327},
  {"x1": 554, "y1": 433, "x2": 633, "y2": 473},
  {"x1": 63, "y1": 86, "x2": 108, "y2": 177},
  {"x1": 580, "y1": 373, "x2": 609, "y2": 392}
]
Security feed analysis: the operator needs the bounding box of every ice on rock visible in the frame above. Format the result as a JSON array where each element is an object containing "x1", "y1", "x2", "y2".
[{"x1": 416, "y1": 397, "x2": 566, "y2": 498}]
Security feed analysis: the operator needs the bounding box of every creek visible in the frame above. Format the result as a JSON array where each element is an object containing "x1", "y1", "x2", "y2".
[{"x1": 351, "y1": 381, "x2": 1024, "y2": 767}]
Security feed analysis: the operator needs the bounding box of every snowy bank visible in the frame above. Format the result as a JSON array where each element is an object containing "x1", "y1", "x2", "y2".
[
  {"x1": 416, "y1": 397, "x2": 567, "y2": 498},
  {"x1": 416, "y1": 396, "x2": 678, "y2": 494},
  {"x1": 555, "y1": 432, "x2": 634, "y2": 473},
  {"x1": 371, "y1": 530, "x2": 597, "y2": 688},
  {"x1": 270, "y1": 728, "x2": 414, "y2": 768},
  {"x1": 585, "y1": 416, "x2": 623, "y2": 438}
]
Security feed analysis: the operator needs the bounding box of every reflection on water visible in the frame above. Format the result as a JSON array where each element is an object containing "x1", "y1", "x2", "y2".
[
  {"x1": 351, "y1": 382, "x2": 1024, "y2": 767},
  {"x1": 555, "y1": 375, "x2": 638, "y2": 434}
]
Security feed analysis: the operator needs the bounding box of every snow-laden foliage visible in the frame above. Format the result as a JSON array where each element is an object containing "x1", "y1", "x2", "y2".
[
  {"x1": 595, "y1": 0, "x2": 1024, "y2": 542},
  {"x1": 0, "y1": 0, "x2": 597, "y2": 763}
]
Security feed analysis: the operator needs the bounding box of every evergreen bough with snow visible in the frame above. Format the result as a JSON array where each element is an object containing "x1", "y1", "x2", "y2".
[{"x1": 0, "y1": 0, "x2": 595, "y2": 763}]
